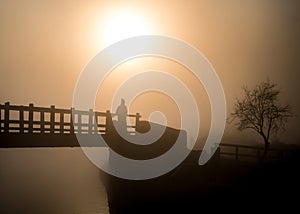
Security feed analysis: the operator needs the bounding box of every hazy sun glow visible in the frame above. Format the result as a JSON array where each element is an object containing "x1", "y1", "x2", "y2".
[{"x1": 100, "y1": 11, "x2": 153, "y2": 47}]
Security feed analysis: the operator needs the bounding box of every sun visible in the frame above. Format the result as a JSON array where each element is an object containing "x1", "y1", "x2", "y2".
[{"x1": 100, "y1": 11, "x2": 153, "y2": 47}]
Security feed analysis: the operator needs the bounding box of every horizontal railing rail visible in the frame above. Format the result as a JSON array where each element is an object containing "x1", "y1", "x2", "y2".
[{"x1": 217, "y1": 143, "x2": 292, "y2": 162}]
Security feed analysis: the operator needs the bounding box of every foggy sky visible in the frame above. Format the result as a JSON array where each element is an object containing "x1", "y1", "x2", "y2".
[{"x1": 0, "y1": 0, "x2": 299, "y2": 145}]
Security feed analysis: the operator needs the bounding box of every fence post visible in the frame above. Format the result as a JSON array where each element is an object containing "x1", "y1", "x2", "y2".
[
  {"x1": 40, "y1": 111, "x2": 45, "y2": 134},
  {"x1": 277, "y1": 151, "x2": 283, "y2": 161},
  {"x1": 28, "y1": 103, "x2": 34, "y2": 134},
  {"x1": 19, "y1": 106, "x2": 24, "y2": 133},
  {"x1": 106, "y1": 110, "x2": 113, "y2": 135},
  {"x1": 4, "y1": 102, "x2": 9, "y2": 133},
  {"x1": 70, "y1": 108, "x2": 74, "y2": 134},
  {"x1": 216, "y1": 147, "x2": 221, "y2": 159},
  {"x1": 0, "y1": 105, "x2": 1, "y2": 133},
  {"x1": 60, "y1": 112, "x2": 64, "y2": 135},
  {"x1": 88, "y1": 109, "x2": 94, "y2": 134},
  {"x1": 135, "y1": 112, "x2": 141, "y2": 132},
  {"x1": 50, "y1": 105, "x2": 55, "y2": 134},
  {"x1": 94, "y1": 113, "x2": 98, "y2": 134},
  {"x1": 235, "y1": 146, "x2": 239, "y2": 160},
  {"x1": 77, "y1": 111, "x2": 81, "y2": 134}
]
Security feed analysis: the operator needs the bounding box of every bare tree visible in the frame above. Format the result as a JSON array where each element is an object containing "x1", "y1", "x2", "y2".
[{"x1": 231, "y1": 81, "x2": 292, "y2": 158}]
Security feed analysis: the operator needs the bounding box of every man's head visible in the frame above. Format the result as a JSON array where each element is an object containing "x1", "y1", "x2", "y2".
[{"x1": 121, "y1": 98, "x2": 125, "y2": 105}]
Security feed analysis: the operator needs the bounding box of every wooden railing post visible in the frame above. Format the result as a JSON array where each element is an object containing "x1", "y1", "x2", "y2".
[
  {"x1": 235, "y1": 146, "x2": 239, "y2": 160},
  {"x1": 70, "y1": 108, "x2": 74, "y2": 134},
  {"x1": 19, "y1": 106, "x2": 24, "y2": 133},
  {"x1": 94, "y1": 113, "x2": 98, "y2": 134},
  {"x1": 40, "y1": 111, "x2": 45, "y2": 134},
  {"x1": 88, "y1": 109, "x2": 94, "y2": 134},
  {"x1": 216, "y1": 147, "x2": 221, "y2": 159},
  {"x1": 4, "y1": 102, "x2": 10, "y2": 133},
  {"x1": 50, "y1": 105, "x2": 55, "y2": 134},
  {"x1": 135, "y1": 112, "x2": 141, "y2": 132},
  {"x1": 60, "y1": 112, "x2": 64, "y2": 134},
  {"x1": 105, "y1": 110, "x2": 112, "y2": 135},
  {"x1": 28, "y1": 103, "x2": 34, "y2": 134},
  {"x1": 0, "y1": 106, "x2": 1, "y2": 133},
  {"x1": 78, "y1": 112, "x2": 82, "y2": 134}
]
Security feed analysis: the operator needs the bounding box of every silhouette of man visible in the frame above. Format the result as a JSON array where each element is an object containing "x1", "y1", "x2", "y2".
[{"x1": 116, "y1": 98, "x2": 128, "y2": 133}]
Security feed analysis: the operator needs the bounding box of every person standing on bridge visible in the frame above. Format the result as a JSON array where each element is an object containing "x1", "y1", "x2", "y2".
[{"x1": 116, "y1": 98, "x2": 128, "y2": 134}]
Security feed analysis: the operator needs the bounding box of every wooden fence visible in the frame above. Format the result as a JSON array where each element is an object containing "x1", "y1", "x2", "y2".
[
  {"x1": 0, "y1": 102, "x2": 141, "y2": 135},
  {"x1": 0, "y1": 102, "x2": 141, "y2": 147},
  {"x1": 217, "y1": 143, "x2": 289, "y2": 162}
]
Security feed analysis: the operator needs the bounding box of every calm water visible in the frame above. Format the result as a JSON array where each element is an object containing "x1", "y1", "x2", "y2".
[{"x1": 0, "y1": 148, "x2": 109, "y2": 214}]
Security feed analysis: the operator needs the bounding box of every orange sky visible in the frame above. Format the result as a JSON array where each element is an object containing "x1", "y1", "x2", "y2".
[{"x1": 1, "y1": 0, "x2": 299, "y2": 146}]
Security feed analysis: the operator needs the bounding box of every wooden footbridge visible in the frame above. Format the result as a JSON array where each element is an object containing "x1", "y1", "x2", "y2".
[
  {"x1": 0, "y1": 102, "x2": 185, "y2": 160},
  {"x1": 0, "y1": 102, "x2": 141, "y2": 147}
]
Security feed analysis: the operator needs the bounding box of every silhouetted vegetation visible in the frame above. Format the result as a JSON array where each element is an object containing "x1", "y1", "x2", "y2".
[{"x1": 231, "y1": 81, "x2": 293, "y2": 159}]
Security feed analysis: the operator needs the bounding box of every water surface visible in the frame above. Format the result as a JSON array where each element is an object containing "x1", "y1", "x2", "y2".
[{"x1": 0, "y1": 148, "x2": 109, "y2": 214}]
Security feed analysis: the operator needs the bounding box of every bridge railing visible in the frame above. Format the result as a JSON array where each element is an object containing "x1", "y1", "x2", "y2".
[{"x1": 0, "y1": 102, "x2": 141, "y2": 135}]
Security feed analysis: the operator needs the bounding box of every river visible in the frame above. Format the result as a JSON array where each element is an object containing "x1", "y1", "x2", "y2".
[{"x1": 0, "y1": 148, "x2": 109, "y2": 214}]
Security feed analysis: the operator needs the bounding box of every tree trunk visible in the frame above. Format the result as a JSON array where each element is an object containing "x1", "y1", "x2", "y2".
[
  {"x1": 258, "y1": 131, "x2": 270, "y2": 162},
  {"x1": 261, "y1": 140, "x2": 270, "y2": 162}
]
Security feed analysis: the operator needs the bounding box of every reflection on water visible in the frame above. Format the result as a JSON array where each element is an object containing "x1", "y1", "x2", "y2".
[{"x1": 0, "y1": 148, "x2": 109, "y2": 214}]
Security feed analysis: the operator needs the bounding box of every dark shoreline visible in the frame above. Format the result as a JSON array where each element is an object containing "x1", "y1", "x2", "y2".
[{"x1": 101, "y1": 150, "x2": 300, "y2": 213}]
